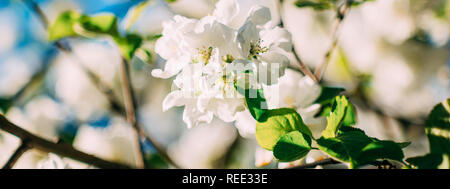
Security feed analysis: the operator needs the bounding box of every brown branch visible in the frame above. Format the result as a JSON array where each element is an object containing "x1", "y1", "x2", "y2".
[
  {"x1": 119, "y1": 58, "x2": 145, "y2": 168},
  {"x1": 118, "y1": 58, "x2": 180, "y2": 169},
  {"x1": 287, "y1": 158, "x2": 341, "y2": 169},
  {"x1": 286, "y1": 157, "x2": 401, "y2": 169},
  {"x1": 0, "y1": 115, "x2": 131, "y2": 169},
  {"x1": 279, "y1": 0, "x2": 318, "y2": 83},
  {"x1": 2, "y1": 140, "x2": 31, "y2": 169},
  {"x1": 313, "y1": 0, "x2": 352, "y2": 81},
  {"x1": 24, "y1": 0, "x2": 180, "y2": 169},
  {"x1": 292, "y1": 47, "x2": 319, "y2": 83}
]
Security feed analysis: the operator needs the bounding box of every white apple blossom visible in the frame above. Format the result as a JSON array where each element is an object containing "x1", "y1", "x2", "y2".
[
  {"x1": 153, "y1": 0, "x2": 293, "y2": 128},
  {"x1": 236, "y1": 7, "x2": 292, "y2": 85}
]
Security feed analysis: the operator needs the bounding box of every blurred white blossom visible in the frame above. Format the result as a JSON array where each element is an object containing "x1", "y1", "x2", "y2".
[
  {"x1": 168, "y1": 119, "x2": 237, "y2": 168},
  {"x1": 122, "y1": 0, "x2": 175, "y2": 35},
  {"x1": 73, "y1": 117, "x2": 140, "y2": 167},
  {"x1": 37, "y1": 153, "x2": 70, "y2": 169}
]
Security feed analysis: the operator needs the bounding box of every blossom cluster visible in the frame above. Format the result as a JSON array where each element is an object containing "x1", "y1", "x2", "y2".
[{"x1": 153, "y1": 0, "x2": 292, "y2": 128}]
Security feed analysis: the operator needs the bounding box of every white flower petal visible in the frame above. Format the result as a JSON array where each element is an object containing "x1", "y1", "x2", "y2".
[
  {"x1": 210, "y1": 98, "x2": 245, "y2": 123},
  {"x1": 213, "y1": 0, "x2": 239, "y2": 26},
  {"x1": 182, "y1": 104, "x2": 214, "y2": 128},
  {"x1": 296, "y1": 76, "x2": 322, "y2": 108},
  {"x1": 151, "y1": 55, "x2": 190, "y2": 79},
  {"x1": 260, "y1": 27, "x2": 292, "y2": 52},
  {"x1": 246, "y1": 6, "x2": 271, "y2": 26},
  {"x1": 234, "y1": 109, "x2": 256, "y2": 138},
  {"x1": 162, "y1": 90, "x2": 186, "y2": 111}
]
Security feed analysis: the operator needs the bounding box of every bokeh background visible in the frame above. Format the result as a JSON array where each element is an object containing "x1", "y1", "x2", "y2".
[{"x1": 0, "y1": 0, "x2": 448, "y2": 169}]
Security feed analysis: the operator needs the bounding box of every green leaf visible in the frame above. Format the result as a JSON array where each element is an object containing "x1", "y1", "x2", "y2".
[
  {"x1": 317, "y1": 129, "x2": 372, "y2": 167},
  {"x1": 295, "y1": 0, "x2": 373, "y2": 10},
  {"x1": 49, "y1": 11, "x2": 118, "y2": 41},
  {"x1": 313, "y1": 86, "x2": 345, "y2": 118},
  {"x1": 406, "y1": 153, "x2": 449, "y2": 169},
  {"x1": 48, "y1": 10, "x2": 82, "y2": 41},
  {"x1": 273, "y1": 131, "x2": 312, "y2": 162},
  {"x1": 135, "y1": 48, "x2": 153, "y2": 63},
  {"x1": 255, "y1": 108, "x2": 312, "y2": 150},
  {"x1": 349, "y1": 127, "x2": 410, "y2": 149},
  {"x1": 321, "y1": 96, "x2": 350, "y2": 138},
  {"x1": 48, "y1": 11, "x2": 143, "y2": 60},
  {"x1": 146, "y1": 34, "x2": 163, "y2": 41},
  {"x1": 356, "y1": 140, "x2": 405, "y2": 168},
  {"x1": 425, "y1": 99, "x2": 450, "y2": 155},
  {"x1": 235, "y1": 85, "x2": 268, "y2": 122},
  {"x1": 295, "y1": 0, "x2": 335, "y2": 10},
  {"x1": 0, "y1": 97, "x2": 13, "y2": 113},
  {"x1": 342, "y1": 103, "x2": 357, "y2": 127},
  {"x1": 350, "y1": 0, "x2": 375, "y2": 7},
  {"x1": 79, "y1": 14, "x2": 118, "y2": 35},
  {"x1": 113, "y1": 34, "x2": 143, "y2": 61},
  {"x1": 144, "y1": 153, "x2": 170, "y2": 169},
  {"x1": 407, "y1": 99, "x2": 450, "y2": 169},
  {"x1": 318, "y1": 127, "x2": 408, "y2": 168},
  {"x1": 314, "y1": 86, "x2": 345, "y2": 105},
  {"x1": 397, "y1": 142, "x2": 412, "y2": 149}
]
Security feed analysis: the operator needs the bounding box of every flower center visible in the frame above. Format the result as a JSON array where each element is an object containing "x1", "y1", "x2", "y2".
[
  {"x1": 248, "y1": 39, "x2": 269, "y2": 59},
  {"x1": 192, "y1": 46, "x2": 214, "y2": 65}
]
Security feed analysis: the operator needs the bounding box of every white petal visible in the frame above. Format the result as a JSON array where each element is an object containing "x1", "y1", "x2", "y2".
[
  {"x1": 296, "y1": 77, "x2": 322, "y2": 108},
  {"x1": 196, "y1": 97, "x2": 210, "y2": 113},
  {"x1": 260, "y1": 27, "x2": 292, "y2": 52},
  {"x1": 210, "y1": 98, "x2": 245, "y2": 122},
  {"x1": 151, "y1": 55, "x2": 190, "y2": 79},
  {"x1": 246, "y1": 6, "x2": 271, "y2": 26},
  {"x1": 184, "y1": 17, "x2": 240, "y2": 57},
  {"x1": 213, "y1": 0, "x2": 239, "y2": 26},
  {"x1": 237, "y1": 21, "x2": 260, "y2": 57},
  {"x1": 234, "y1": 109, "x2": 256, "y2": 138},
  {"x1": 297, "y1": 104, "x2": 323, "y2": 126},
  {"x1": 257, "y1": 52, "x2": 289, "y2": 85},
  {"x1": 162, "y1": 90, "x2": 186, "y2": 111},
  {"x1": 182, "y1": 104, "x2": 214, "y2": 128}
]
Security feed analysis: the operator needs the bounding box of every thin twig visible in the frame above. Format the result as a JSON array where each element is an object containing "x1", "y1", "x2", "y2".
[
  {"x1": 279, "y1": 0, "x2": 319, "y2": 83},
  {"x1": 287, "y1": 158, "x2": 341, "y2": 169},
  {"x1": 292, "y1": 47, "x2": 319, "y2": 83},
  {"x1": 24, "y1": 0, "x2": 180, "y2": 168},
  {"x1": 0, "y1": 115, "x2": 130, "y2": 169},
  {"x1": 313, "y1": 0, "x2": 352, "y2": 81},
  {"x1": 287, "y1": 158, "x2": 402, "y2": 169},
  {"x1": 2, "y1": 140, "x2": 31, "y2": 169},
  {"x1": 118, "y1": 58, "x2": 180, "y2": 169},
  {"x1": 119, "y1": 58, "x2": 145, "y2": 168}
]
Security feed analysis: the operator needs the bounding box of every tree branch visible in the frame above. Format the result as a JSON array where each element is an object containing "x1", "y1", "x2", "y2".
[
  {"x1": 0, "y1": 115, "x2": 131, "y2": 169},
  {"x1": 286, "y1": 158, "x2": 401, "y2": 169},
  {"x1": 287, "y1": 158, "x2": 341, "y2": 169},
  {"x1": 118, "y1": 58, "x2": 181, "y2": 169},
  {"x1": 119, "y1": 58, "x2": 145, "y2": 168},
  {"x1": 2, "y1": 140, "x2": 31, "y2": 169},
  {"x1": 313, "y1": 0, "x2": 352, "y2": 81}
]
